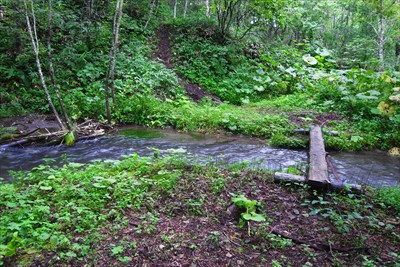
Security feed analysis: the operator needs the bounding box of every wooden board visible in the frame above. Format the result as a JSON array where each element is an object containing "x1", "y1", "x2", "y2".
[{"x1": 308, "y1": 125, "x2": 329, "y2": 186}]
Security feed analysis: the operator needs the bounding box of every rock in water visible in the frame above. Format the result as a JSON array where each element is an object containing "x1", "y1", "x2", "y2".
[{"x1": 388, "y1": 147, "x2": 400, "y2": 156}]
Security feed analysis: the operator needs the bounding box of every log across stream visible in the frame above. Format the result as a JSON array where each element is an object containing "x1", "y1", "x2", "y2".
[
  {"x1": 275, "y1": 126, "x2": 362, "y2": 191},
  {"x1": 1, "y1": 127, "x2": 399, "y2": 186}
]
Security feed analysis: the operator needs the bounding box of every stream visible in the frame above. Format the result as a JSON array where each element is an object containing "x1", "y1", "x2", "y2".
[{"x1": 0, "y1": 127, "x2": 399, "y2": 186}]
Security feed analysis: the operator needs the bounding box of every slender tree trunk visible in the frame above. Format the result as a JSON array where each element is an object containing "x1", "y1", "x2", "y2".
[
  {"x1": 205, "y1": 0, "x2": 210, "y2": 17},
  {"x1": 144, "y1": 0, "x2": 158, "y2": 29},
  {"x1": 105, "y1": 0, "x2": 124, "y2": 124},
  {"x1": 376, "y1": 0, "x2": 387, "y2": 71},
  {"x1": 173, "y1": 0, "x2": 177, "y2": 18},
  {"x1": 395, "y1": 36, "x2": 400, "y2": 69},
  {"x1": 183, "y1": 0, "x2": 188, "y2": 17},
  {"x1": 86, "y1": 0, "x2": 94, "y2": 49},
  {"x1": 48, "y1": 0, "x2": 71, "y2": 130},
  {"x1": 340, "y1": 9, "x2": 350, "y2": 57},
  {"x1": 24, "y1": 0, "x2": 65, "y2": 130},
  {"x1": 378, "y1": 16, "x2": 386, "y2": 70}
]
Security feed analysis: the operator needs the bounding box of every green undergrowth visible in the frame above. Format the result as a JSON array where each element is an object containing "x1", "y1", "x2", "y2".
[
  {"x1": 167, "y1": 19, "x2": 399, "y2": 150},
  {"x1": 374, "y1": 186, "x2": 400, "y2": 211},
  {"x1": 0, "y1": 154, "x2": 399, "y2": 266},
  {"x1": 1, "y1": 18, "x2": 399, "y2": 151},
  {"x1": 0, "y1": 153, "x2": 189, "y2": 265},
  {"x1": 115, "y1": 92, "x2": 397, "y2": 150},
  {"x1": 116, "y1": 96, "x2": 296, "y2": 139}
]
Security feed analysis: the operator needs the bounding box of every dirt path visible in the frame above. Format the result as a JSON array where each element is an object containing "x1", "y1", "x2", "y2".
[{"x1": 156, "y1": 25, "x2": 221, "y2": 103}]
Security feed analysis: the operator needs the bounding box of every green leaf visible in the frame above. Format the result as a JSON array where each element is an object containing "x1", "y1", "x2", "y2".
[
  {"x1": 350, "y1": 136, "x2": 363, "y2": 142},
  {"x1": 254, "y1": 85, "x2": 265, "y2": 92},
  {"x1": 39, "y1": 186, "x2": 53, "y2": 191},
  {"x1": 65, "y1": 251, "x2": 77, "y2": 258},
  {"x1": 68, "y1": 163, "x2": 84, "y2": 168},
  {"x1": 39, "y1": 232, "x2": 51, "y2": 241},
  {"x1": 371, "y1": 108, "x2": 381, "y2": 115},
  {"x1": 309, "y1": 209, "x2": 320, "y2": 215},
  {"x1": 6, "y1": 202, "x2": 18, "y2": 208},
  {"x1": 319, "y1": 48, "x2": 330, "y2": 57},
  {"x1": 105, "y1": 178, "x2": 117, "y2": 184},
  {"x1": 302, "y1": 55, "x2": 318, "y2": 65},
  {"x1": 228, "y1": 125, "x2": 237, "y2": 131},
  {"x1": 111, "y1": 245, "x2": 124, "y2": 256},
  {"x1": 93, "y1": 183, "x2": 106, "y2": 188},
  {"x1": 231, "y1": 195, "x2": 257, "y2": 208},
  {"x1": 389, "y1": 114, "x2": 400, "y2": 123},
  {"x1": 64, "y1": 131, "x2": 75, "y2": 146},
  {"x1": 242, "y1": 212, "x2": 266, "y2": 222}
]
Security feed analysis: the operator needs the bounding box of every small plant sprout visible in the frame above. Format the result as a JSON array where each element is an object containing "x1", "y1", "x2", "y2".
[{"x1": 231, "y1": 195, "x2": 266, "y2": 235}]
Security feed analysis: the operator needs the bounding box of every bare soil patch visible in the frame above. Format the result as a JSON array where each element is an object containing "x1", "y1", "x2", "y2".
[
  {"x1": 289, "y1": 112, "x2": 344, "y2": 127},
  {"x1": 155, "y1": 25, "x2": 221, "y2": 104}
]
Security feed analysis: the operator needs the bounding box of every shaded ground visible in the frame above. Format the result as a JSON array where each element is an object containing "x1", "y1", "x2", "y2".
[
  {"x1": 289, "y1": 112, "x2": 344, "y2": 127},
  {"x1": 12, "y1": 163, "x2": 399, "y2": 267},
  {"x1": 155, "y1": 25, "x2": 221, "y2": 103},
  {"x1": 0, "y1": 114, "x2": 61, "y2": 134}
]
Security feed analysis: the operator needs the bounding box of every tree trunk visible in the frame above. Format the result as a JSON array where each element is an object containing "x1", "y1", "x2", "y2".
[
  {"x1": 48, "y1": 0, "x2": 71, "y2": 130},
  {"x1": 340, "y1": 8, "x2": 350, "y2": 57},
  {"x1": 205, "y1": 0, "x2": 210, "y2": 17},
  {"x1": 378, "y1": 16, "x2": 386, "y2": 71},
  {"x1": 24, "y1": 0, "x2": 65, "y2": 130},
  {"x1": 183, "y1": 0, "x2": 188, "y2": 17},
  {"x1": 396, "y1": 36, "x2": 400, "y2": 69},
  {"x1": 105, "y1": 0, "x2": 124, "y2": 124},
  {"x1": 173, "y1": 0, "x2": 177, "y2": 18},
  {"x1": 145, "y1": 0, "x2": 158, "y2": 29},
  {"x1": 86, "y1": 0, "x2": 94, "y2": 49}
]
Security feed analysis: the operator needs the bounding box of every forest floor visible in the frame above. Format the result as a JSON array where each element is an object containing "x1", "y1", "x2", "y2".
[
  {"x1": 4, "y1": 158, "x2": 399, "y2": 267},
  {"x1": 0, "y1": 114, "x2": 61, "y2": 134}
]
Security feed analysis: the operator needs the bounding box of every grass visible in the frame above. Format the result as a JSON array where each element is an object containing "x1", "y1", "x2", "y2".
[
  {"x1": 115, "y1": 93, "x2": 393, "y2": 151},
  {"x1": 0, "y1": 153, "x2": 399, "y2": 266}
]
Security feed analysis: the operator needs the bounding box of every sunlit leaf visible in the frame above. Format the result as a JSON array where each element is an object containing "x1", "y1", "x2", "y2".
[
  {"x1": 242, "y1": 212, "x2": 266, "y2": 222},
  {"x1": 64, "y1": 131, "x2": 75, "y2": 146},
  {"x1": 302, "y1": 55, "x2": 318, "y2": 65},
  {"x1": 39, "y1": 186, "x2": 53, "y2": 191}
]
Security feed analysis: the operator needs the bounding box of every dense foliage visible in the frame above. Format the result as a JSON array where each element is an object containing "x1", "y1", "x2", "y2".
[
  {"x1": 1, "y1": 0, "x2": 399, "y2": 150},
  {"x1": 1, "y1": 1, "x2": 400, "y2": 265}
]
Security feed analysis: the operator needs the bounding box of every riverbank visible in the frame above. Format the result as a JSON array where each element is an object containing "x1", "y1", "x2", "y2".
[
  {"x1": 1, "y1": 101, "x2": 398, "y2": 153},
  {"x1": 1, "y1": 154, "x2": 399, "y2": 266}
]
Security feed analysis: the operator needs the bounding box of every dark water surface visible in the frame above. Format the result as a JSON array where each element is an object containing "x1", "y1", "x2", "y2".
[{"x1": 1, "y1": 127, "x2": 399, "y2": 186}]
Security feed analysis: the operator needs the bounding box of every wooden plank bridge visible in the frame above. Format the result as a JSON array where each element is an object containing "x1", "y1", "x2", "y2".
[{"x1": 275, "y1": 125, "x2": 361, "y2": 192}]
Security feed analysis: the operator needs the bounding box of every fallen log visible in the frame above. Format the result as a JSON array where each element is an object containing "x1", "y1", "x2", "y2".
[
  {"x1": 80, "y1": 131, "x2": 105, "y2": 140},
  {"x1": 18, "y1": 127, "x2": 40, "y2": 138},
  {"x1": 326, "y1": 154, "x2": 343, "y2": 188},
  {"x1": 325, "y1": 155, "x2": 362, "y2": 193},
  {"x1": 0, "y1": 120, "x2": 106, "y2": 148},
  {"x1": 274, "y1": 172, "x2": 306, "y2": 183},
  {"x1": 0, "y1": 139, "x2": 30, "y2": 148},
  {"x1": 270, "y1": 230, "x2": 370, "y2": 253}
]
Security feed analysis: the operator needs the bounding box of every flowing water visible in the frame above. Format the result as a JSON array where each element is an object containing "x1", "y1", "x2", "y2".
[{"x1": 0, "y1": 127, "x2": 399, "y2": 186}]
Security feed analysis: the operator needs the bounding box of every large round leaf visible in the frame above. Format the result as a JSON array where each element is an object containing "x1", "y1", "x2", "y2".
[{"x1": 302, "y1": 55, "x2": 318, "y2": 65}]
